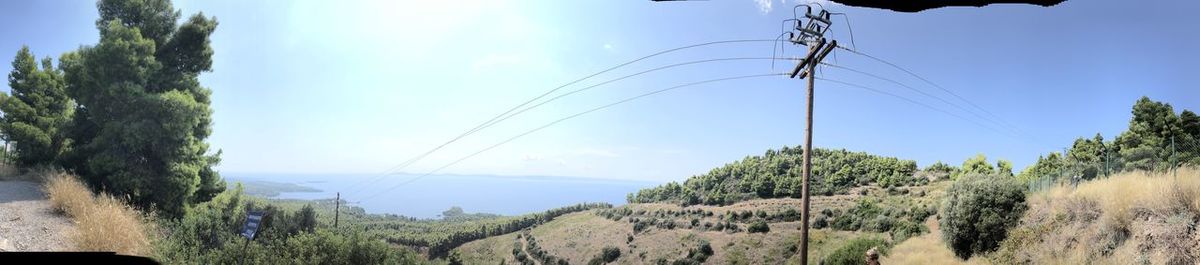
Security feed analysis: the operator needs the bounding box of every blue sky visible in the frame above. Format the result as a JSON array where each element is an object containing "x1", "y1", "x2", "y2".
[{"x1": 0, "y1": 0, "x2": 1196, "y2": 182}]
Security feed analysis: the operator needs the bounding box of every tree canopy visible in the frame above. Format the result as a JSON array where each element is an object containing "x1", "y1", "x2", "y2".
[
  {"x1": 56, "y1": 0, "x2": 223, "y2": 217},
  {"x1": 0, "y1": 46, "x2": 73, "y2": 167},
  {"x1": 1019, "y1": 97, "x2": 1199, "y2": 184},
  {"x1": 629, "y1": 147, "x2": 920, "y2": 205}
]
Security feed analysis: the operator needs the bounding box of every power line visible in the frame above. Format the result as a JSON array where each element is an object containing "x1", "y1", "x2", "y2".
[
  {"x1": 819, "y1": 62, "x2": 1025, "y2": 138},
  {"x1": 342, "y1": 39, "x2": 782, "y2": 193},
  {"x1": 816, "y1": 77, "x2": 1026, "y2": 141},
  {"x1": 830, "y1": 47, "x2": 1036, "y2": 142},
  {"x1": 345, "y1": 57, "x2": 797, "y2": 195},
  {"x1": 358, "y1": 73, "x2": 787, "y2": 202}
]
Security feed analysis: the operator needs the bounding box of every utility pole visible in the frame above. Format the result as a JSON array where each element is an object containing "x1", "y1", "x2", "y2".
[
  {"x1": 335, "y1": 192, "x2": 341, "y2": 229},
  {"x1": 784, "y1": 6, "x2": 836, "y2": 265},
  {"x1": 1171, "y1": 136, "x2": 1176, "y2": 179}
]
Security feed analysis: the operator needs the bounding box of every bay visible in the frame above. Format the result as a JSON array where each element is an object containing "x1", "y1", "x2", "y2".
[{"x1": 225, "y1": 173, "x2": 660, "y2": 219}]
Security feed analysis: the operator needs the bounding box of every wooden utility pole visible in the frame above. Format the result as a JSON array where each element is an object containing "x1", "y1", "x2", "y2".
[
  {"x1": 799, "y1": 42, "x2": 817, "y2": 265},
  {"x1": 791, "y1": 38, "x2": 836, "y2": 265},
  {"x1": 335, "y1": 192, "x2": 341, "y2": 229}
]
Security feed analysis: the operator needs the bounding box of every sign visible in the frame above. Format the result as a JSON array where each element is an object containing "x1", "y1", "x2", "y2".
[{"x1": 241, "y1": 211, "x2": 265, "y2": 240}]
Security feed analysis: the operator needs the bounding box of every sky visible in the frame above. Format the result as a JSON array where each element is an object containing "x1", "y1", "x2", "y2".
[{"x1": 0, "y1": 0, "x2": 1197, "y2": 183}]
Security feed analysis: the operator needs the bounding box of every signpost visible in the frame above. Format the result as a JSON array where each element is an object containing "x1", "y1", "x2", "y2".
[
  {"x1": 241, "y1": 211, "x2": 265, "y2": 240},
  {"x1": 239, "y1": 210, "x2": 266, "y2": 265}
]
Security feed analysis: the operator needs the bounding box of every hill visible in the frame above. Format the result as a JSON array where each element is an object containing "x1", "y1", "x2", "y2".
[
  {"x1": 628, "y1": 147, "x2": 925, "y2": 206},
  {"x1": 992, "y1": 168, "x2": 1200, "y2": 264},
  {"x1": 457, "y1": 180, "x2": 951, "y2": 264}
]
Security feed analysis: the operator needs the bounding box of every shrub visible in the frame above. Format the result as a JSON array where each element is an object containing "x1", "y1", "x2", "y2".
[
  {"x1": 939, "y1": 174, "x2": 1027, "y2": 259},
  {"x1": 780, "y1": 208, "x2": 801, "y2": 222},
  {"x1": 747, "y1": 221, "x2": 770, "y2": 233},
  {"x1": 823, "y1": 236, "x2": 890, "y2": 265},
  {"x1": 813, "y1": 215, "x2": 829, "y2": 229},
  {"x1": 862, "y1": 215, "x2": 894, "y2": 233},
  {"x1": 634, "y1": 220, "x2": 648, "y2": 233},
  {"x1": 889, "y1": 219, "x2": 925, "y2": 242},
  {"x1": 601, "y1": 246, "x2": 621, "y2": 262}
]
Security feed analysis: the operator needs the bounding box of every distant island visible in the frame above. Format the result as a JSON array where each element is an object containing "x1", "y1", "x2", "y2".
[{"x1": 227, "y1": 178, "x2": 321, "y2": 197}]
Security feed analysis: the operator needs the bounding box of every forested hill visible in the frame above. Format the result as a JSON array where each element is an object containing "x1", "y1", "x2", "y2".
[{"x1": 629, "y1": 147, "x2": 921, "y2": 205}]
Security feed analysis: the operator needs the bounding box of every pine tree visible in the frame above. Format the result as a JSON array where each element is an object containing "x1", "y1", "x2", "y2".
[
  {"x1": 0, "y1": 46, "x2": 73, "y2": 167},
  {"x1": 60, "y1": 0, "x2": 223, "y2": 216}
]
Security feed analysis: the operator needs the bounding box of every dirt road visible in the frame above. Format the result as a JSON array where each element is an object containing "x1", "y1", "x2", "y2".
[{"x1": 0, "y1": 180, "x2": 73, "y2": 251}]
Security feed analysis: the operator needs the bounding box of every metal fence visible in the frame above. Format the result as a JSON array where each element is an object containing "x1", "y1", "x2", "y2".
[{"x1": 1027, "y1": 136, "x2": 1200, "y2": 193}]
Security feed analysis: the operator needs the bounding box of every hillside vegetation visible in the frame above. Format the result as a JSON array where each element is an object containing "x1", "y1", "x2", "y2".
[
  {"x1": 459, "y1": 180, "x2": 953, "y2": 265},
  {"x1": 994, "y1": 168, "x2": 1200, "y2": 264},
  {"x1": 629, "y1": 148, "x2": 923, "y2": 206}
]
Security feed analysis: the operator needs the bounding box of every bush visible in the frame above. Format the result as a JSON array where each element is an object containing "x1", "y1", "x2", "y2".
[
  {"x1": 634, "y1": 220, "x2": 649, "y2": 233},
  {"x1": 823, "y1": 236, "x2": 890, "y2": 265},
  {"x1": 601, "y1": 246, "x2": 621, "y2": 263},
  {"x1": 889, "y1": 219, "x2": 925, "y2": 242},
  {"x1": 813, "y1": 215, "x2": 829, "y2": 229},
  {"x1": 747, "y1": 221, "x2": 770, "y2": 233},
  {"x1": 939, "y1": 174, "x2": 1027, "y2": 259},
  {"x1": 862, "y1": 215, "x2": 894, "y2": 233}
]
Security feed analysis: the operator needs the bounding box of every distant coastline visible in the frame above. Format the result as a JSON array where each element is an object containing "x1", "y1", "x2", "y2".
[
  {"x1": 225, "y1": 177, "x2": 321, "y2": 197},
  {"x1": 221, "y1": 173, "x2": 660, "y2": 218}
]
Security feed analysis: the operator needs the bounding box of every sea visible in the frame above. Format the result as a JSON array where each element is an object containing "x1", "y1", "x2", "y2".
[{"x1": 224, "y1": 173, "x2": 661, "y2": 219}]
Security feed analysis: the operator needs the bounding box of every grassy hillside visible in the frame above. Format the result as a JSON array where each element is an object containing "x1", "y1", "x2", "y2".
[
  {"x1": 458, "y1": 181, "x2": 952, "y2": 264},
  {"x1": 992, "y1": 168, "x2": 1200, "y2": 264}
]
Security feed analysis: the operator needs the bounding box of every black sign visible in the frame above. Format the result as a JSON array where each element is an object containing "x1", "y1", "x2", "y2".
[{"x1": 241, "y1": 211, "x2": 265, "y2": 240}]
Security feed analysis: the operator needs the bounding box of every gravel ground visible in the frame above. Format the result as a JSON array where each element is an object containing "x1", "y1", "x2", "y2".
[{"x1": 0, "y1": 180, "x2": 73, "y2": 251}]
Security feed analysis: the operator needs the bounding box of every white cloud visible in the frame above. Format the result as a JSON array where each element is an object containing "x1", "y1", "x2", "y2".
[{"x1": 753, "y1": 0, "x2": 773, "y2": 13}]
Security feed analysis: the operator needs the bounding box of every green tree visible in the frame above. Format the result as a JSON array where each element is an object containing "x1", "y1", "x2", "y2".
[
  {"x1": 60, "y1": 0, "x2": 223, "y2": 216},
  {"x1": 995, "y1": 159, "x2": 1013, "y2": 177},
  {"x1": 940, "y1": 174, "x2": 1027, "y2": 259},
  {"x1": 954, "y1": 154, "x2": 993, "y2": 180},
  {"x1": 1017, "y1": 152, "x2": 1064, "y2": 183},
  {"x1": 0, "y1": 46, "x2": 73, "y2": 167},
  {"x1": 1066, "y1": 134, "x2": 1107, "y2": 179},
  {"x1": 1114, "y1": 97, "x2": 1184, "y2": 171},
  {"x1": 1180, "y1": 110, "x2": 1200, "y2": 166},
  {"x1": 1182, "y1": 110, "x2": 1200, "y2": 140}
]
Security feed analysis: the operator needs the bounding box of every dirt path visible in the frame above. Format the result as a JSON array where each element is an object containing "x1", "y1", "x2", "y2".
[{"x1": 0, "y1": 180, "x2": 74, "y2": 251}]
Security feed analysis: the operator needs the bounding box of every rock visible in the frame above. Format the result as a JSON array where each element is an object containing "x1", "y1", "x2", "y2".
[{"x1": 0, "y1": 238, "x2": 12, "y2": 251}]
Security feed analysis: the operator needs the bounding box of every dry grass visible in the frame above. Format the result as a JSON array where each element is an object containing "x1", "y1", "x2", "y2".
[
  {"x1": 72, "y1": 194, "x2": 153, "y2": 255},
  {"x1": 42, "y1": 171, "x2": 153, "y2": 256},
  {"x1": 996, "y1": 168, "x2": 1200, "y2": 264},
  {"x1": 44, "y1": 171, "x2": 94, "y2": 217},
  {"x1": 457, "y1": 205, "x2": 888, "y2": 265},
  {"x1": 882, "y1": 217, "x2": 991, "y2": 265}
]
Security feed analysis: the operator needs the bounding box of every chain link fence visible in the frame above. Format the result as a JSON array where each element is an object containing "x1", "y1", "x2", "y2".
[{"x1": 1027, "y1": 134, "x2": 1200, "y2": 193}]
